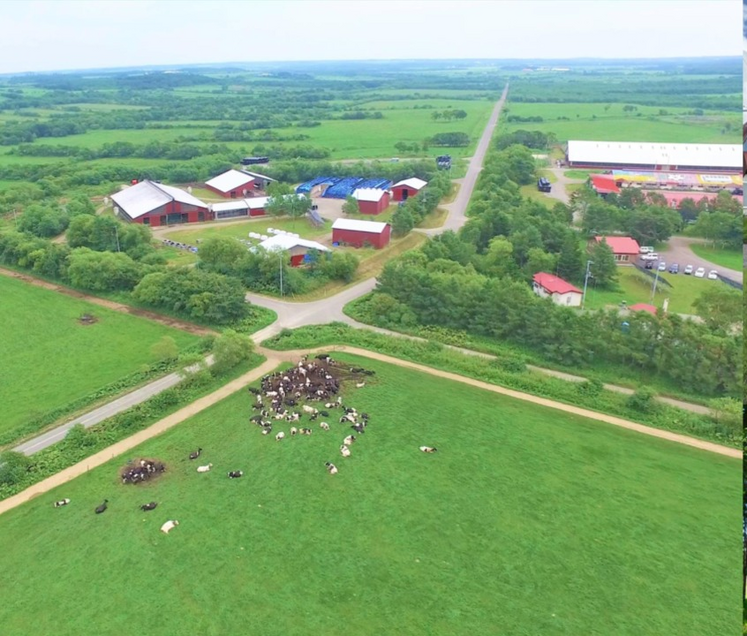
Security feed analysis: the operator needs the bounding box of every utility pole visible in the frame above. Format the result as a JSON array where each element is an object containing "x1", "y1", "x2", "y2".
[
  {"x1": 114, "y1": 225, "x2": 121, "y2": 252},
  {"x1": 279, "y1": 255, "x2": 284, "y2": 297},
  {"x1": 651, "y1": 263, "x2": 660, "y2": 301},
  {"x1": 581, "y1": 259, "x2": 593, "y2": 309}
]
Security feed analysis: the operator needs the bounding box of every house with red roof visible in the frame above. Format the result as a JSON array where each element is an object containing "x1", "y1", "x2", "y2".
[
  {"x1": 588, "y1": 174, "x2": 620, "y2": 195},
  {"x1": 532, "y1": 272, "x2": 582, "y2": 307},
  {"x1": 589, "y1": 236, "x2": 640, "y2": 265},
  {"x1": 628, "y1": 303, "x2": 658, "y2": 316}
]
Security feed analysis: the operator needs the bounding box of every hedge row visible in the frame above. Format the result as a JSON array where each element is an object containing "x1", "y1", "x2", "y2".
[{"x1": 262, "y1": 324, "x2": 740, "y2": 448}]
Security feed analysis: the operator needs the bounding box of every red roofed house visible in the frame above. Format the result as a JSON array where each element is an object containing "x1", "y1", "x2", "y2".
[
  {"x1": 353, "y1": 188, "x2": 390, "y2": 215},
  {"x1": 590, "y1": 236, "x2": 640, "y2": 265},
  {"x1": 332, "y1": 218, "x2": 391, "y2": 249},
  {"x1": 589, "y1": 174, "x2": 620, "y2": 195},
  {"x1": 391, "y1": 177, "x2": 428, "y2": 201},
  {"x1": 628, "y1": 303, "x2": 658, "y2": 316},
  {"x1": 532, "y1": 272, "x2": 582, "y2": 307}
]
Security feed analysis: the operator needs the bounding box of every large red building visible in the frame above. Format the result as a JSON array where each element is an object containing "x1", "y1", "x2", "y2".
[
  {"x1": 332, "y1": 218, "x2": 391, "y2": 249},
  {"x1": 204, "y1": 169, "x2": 259, "y2": 198},
  {"x1": 353, "y1": 188, "x2": 390, "y2": 215},
  {"x1": 111, "y1": 181, "x2": 210, "y2": 227},
  {"x1": 391, "y1": 177, "x2": 428, "y2": 202}
]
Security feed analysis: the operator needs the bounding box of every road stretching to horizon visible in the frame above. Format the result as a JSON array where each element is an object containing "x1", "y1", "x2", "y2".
[{"x1": 7, "y1": 82, "x2": 719, "y2": 459}]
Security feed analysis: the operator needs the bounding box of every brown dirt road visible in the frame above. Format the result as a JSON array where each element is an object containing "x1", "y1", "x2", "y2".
[
  {"x1": 0, "y1": 267, "x2": 215, "y2": 336},
  {"x1": 0, "y1": 344, "x2": 737, "y2": 518}
]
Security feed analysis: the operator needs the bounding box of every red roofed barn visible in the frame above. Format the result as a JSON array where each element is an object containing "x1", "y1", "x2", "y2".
[
  {"x1": 590, "y1": 236, "x2": 640, "y2": 264},
  {"x1": 589, "y1": 174, "x2": 620, "y2": 195},
  {"x1": 532, "y1": 273, "x2": 582, "y2": 307}
]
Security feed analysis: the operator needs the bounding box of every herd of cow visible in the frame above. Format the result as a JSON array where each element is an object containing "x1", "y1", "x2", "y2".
[{"x1": 51, "y1": 355, "x2": 437, "y2": 534}]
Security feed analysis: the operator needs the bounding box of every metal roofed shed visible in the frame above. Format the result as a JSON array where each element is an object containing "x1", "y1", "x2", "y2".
[
  {"x1": 205, "y1": 169, "x2": 259, "y2": 198},
  {"x1": 566, "y1": 141, "x2": 741, "y2": 172},
  {"x1": 259, "y1": 234, "x2": 330, "y2": 267},
  {"x1": 391, "y1": 177, "x2": 428, "y2": 202},
  {"x1": 352, "y1": 187, "x2": 391, "y2": 215},
  {"x1": 332, "y1": 218, "x2": 391, "y2": 249},
  {"x1": 111, "y1": 180, "x2": 209, "y2": 226}
]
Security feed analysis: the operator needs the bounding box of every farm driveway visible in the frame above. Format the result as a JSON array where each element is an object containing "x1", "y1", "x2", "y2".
[
  {"x1": 0, "y1": 344, "x2": 736, "y2": 518},
  {"x1": 659, "y1": 236, "x2": 742, "y2": 284}
]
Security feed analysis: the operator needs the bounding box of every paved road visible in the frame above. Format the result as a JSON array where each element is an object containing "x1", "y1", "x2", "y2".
[
  {"x1": 658, "y1": 236, "x2": 742, "y2": 284},
  {"x1": 13, "y1": 358, "x2": 214, "y2": 456}
]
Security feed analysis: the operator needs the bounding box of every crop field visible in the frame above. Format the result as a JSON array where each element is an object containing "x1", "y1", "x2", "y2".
[
  {"x1": 0, "y1": 352, "x2": 737, "y2": 635},
  {"x1": 500, "y1": 101, "x2": 739, "y2": 144},
  {"x1": 581, "y1": 267, "x2": 728, "y2": 314},
  {"x1": 0, "y1": 275, "x2": 199, "y2": 441}
]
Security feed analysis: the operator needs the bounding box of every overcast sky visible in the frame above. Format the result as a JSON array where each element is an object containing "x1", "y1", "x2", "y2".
[{"x1": 0, "y1": 0, "x2": 740, "y2": 74}]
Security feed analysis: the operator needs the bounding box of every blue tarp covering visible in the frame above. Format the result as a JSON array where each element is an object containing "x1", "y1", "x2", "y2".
[{"x1": 295, "y1": 176, "x2": 391, "y2": 199}]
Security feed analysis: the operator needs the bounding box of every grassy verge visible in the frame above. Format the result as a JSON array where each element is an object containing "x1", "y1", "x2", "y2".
[
  {"x1": 0, "y1": 354, "x2": 265, "y2": 502},
  {"x1": 417, "y1": 207, "x2": 448, "y2": 229},
  {"x1": 689, "y1": 243, "x2": 742, "y2": 271},
  {"x1": 262, "y1": 324, "x2": 738, "y2": 448}
]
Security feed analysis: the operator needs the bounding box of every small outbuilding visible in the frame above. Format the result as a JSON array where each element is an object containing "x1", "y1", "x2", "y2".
[
  {"x1": 628, "y1": 303, "x2": 658, "y2": 316},
  {"x1": 589, "y1": 174, "x2": 620, "y2": 195},
  {"x1": 391, "y1": 177, "x2": 428, "y2": 201},
  {"x1": 111, "y1": 180, "x2": 209, "y2": 227},
  {"x1": 532, "y1": 272, "x2": 582, "y2": 307},
  {"x1": 259, "y1": 234, "x2": 329, "y2": 267},
  {"x1": 205, "y1": 169, "x2": 258, "y2": 198},
  {"x1": 353, "y1": 188, "x2": 390, "y2": 215},
  {"x1": 332, "y1": 218, "x2": 391, "y2": 249},
  {"x1": 590, "y1": 236, "x2": 641, "y2": 264}
]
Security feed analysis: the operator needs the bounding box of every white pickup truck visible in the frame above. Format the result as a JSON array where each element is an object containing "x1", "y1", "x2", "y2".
[{"x1": 639, "y1": 246, "x2": 655, "y2": 254}]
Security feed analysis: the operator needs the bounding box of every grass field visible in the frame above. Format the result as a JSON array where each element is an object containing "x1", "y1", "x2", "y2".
[
  {"x1": 0, "y1": 275, "x2": 199, "y2": 439},
  {"x1": 0, "y1": 353, "x2": 737, "y2": 635},
  {"x1": 270, "y1": 99, "x2": 495, "y2": 160},
  {"x1": 689, "y1": 244, "x2": 742, "y2": 271},
  {"x1": 500, "y1": 102, "x2": 739, "y2": 144},
  {"x1": 163, "y1": 216, "x2": 331, "y2": 244},
  {"x1": 581, "y1": 266, "x2": 726, "y2": 314}
]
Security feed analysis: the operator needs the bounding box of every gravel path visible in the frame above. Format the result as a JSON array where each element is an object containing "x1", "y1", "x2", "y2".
[{"x1": 0, "y1": 344, "x2": 735, "y2": 518}]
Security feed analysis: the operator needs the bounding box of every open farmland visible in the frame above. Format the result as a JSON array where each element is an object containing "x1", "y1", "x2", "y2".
[
  {"x1": 0, "y1": 275, "x2": 199, "y2": 443},
  {"x1": 0, "y1": 353, "x2": 737, "y2": 636},
  {"x1": 500, "y1": 101, "x2": 740, "y2": 144}
]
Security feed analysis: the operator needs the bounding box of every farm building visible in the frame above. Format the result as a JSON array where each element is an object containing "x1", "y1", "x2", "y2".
[
  {"x1": 211, "y1": 195, "x2": 308, "y2": 221},
  {"x1": 111, "y1": 180, "x2": 210, "y2": 227},
  {"x1": 588, "y1": 174, "x2": 620, "y2": 195},
  {"x1": 353, "y1": 188, "x2": 391, "y2": 215},
  {"x1": 391, "y1": 177, "x2": 428, "y2": 201},
  {"x1": 590, "y1": 236, "x2": 640, "y2": 264},
  {"x1": 608, "y1": 170, "x2": 742, "y2": 190},
  {"x1": 332, "y1": 218, "x2": 391, "y2": 249},
  {"x1": 628, "y1": 303, "x2": 658, "y2": 316},
  {"x1": 532, "y1": 272, "x2": 582, "y2": 307},
  {"x1": 205, "y1": 169, "x2": 260, "y2": 198},
  {"x1": 259, "y1": 234, "x2": 329, "y2": 267},
  {"x1": 566, "y1": 141, "x2": 741, "y2": 172}
]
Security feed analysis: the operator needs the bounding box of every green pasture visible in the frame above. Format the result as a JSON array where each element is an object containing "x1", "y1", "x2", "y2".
[
  {"x1": 689, "y1": 244, "x2": 742, "y2": 271},
  {"x1": 0, "y1": 353, "x2": 737, "y2": 635},
  {"x1": 270, "y1": 98, "x2": 495, "y2": 160},
  {"x1": 29, "y1": 127, "x2": 208, "y2": 148},
  {"x1": 581, "y1": 266, "x2": 729, "y2": 314},
  {"x1": 500, "y1": 102, "x2": 739, "y2": 144},
  {"x1": 0, "y1": 275, "x2": 199, "y2": 440}
]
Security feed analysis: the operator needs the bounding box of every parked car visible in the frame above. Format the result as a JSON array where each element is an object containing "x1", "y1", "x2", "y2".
[
  {"x1": 684, "y1": 264, "x2": 693, "y2": 275},
  {"x1": 707, "y1": 270, "x2": 719, "y2": 280},
  {"x1": 639, "y1": 246, "x2": 654, "y2": 254},
  {"x1": 668, "y1": 264, "x2": 679, "y2": 274},
  {"x1": 657, "y1": 262, "x2": 666, "y2": 271},
  {"x1": 694, "y1": 267, "x2": 706, "y2": 278},
  {"x1": 644, "y1": 260, "x2": 654, "y2": 270},
  {"x1": 537, "y1": 177, "x2": 551, "y2": 193},
  {"x1": 641, "y1": 253, "x2": 659, "y2": 261}
]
